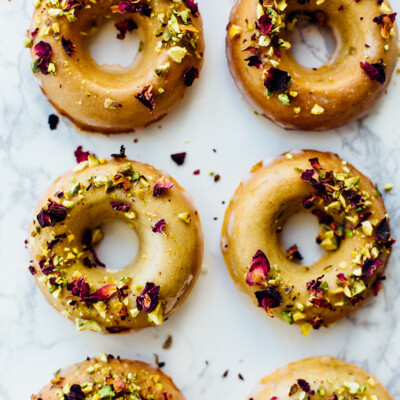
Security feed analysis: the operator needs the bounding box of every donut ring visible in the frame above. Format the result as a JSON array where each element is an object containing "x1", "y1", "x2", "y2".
[
  {"x1": 250, "y1": 356, "x2": 392, "y2": 399},
  {"x1": 226, "y1": 0, "x2": 398, "y2": 131},
  {"x1": 32, "y1": 354, "x2": 185, "y2": 400},
  {"x1": 221, "y1": 150, "x2": 395, "y2": 334},
  {"x1": 28, "y1": 154, "x2": 203, "y2": 333},
  {"x1": 28, "y1": 0, "x2": 204, "y2": 134}
]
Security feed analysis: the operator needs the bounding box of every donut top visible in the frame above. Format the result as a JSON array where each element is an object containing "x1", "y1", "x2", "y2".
[
  {"x1": 32, "y1": 354, "x2": 182, "y2": 400},
  {"x1": 227, "y1": 0, "x2": 397, "y2": 117},
  {"x1": 251, "y1": 356, "x2": 391, "y2": 400},
  {"x1": 28, "y1": 151, "x2": 201, "y2": 332},
  {"x1": 243, "y1": 153, "x2": 394, "y2": 332},
  {"x1": 27, "y1": 0, "x2": 202, "y2": 116}
]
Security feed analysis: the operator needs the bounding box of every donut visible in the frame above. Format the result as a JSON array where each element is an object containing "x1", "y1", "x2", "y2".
[
  {"x1": 226, "y1": 0, "x2": 398, "y2": 131},
  {"x1": 250, "y1": 356, "x2": 392, "y2": 400},
  {"x1": 28, "y1": 153, "x2": 203, "y2": 333},
  {"x1": 32, "y1": 354, "x2": 184, "y2": 400},
  {"x1": 28, "y1": 0, "x2": 204, "y2": 133},
  {"x1": 221, "y1": 150, "x2": 395, "y2": 334}
]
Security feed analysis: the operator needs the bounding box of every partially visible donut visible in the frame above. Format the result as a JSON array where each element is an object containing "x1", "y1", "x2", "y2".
[
  {"x1": 221, "y1": 150, "x2": 395, "y2": 334},
  {"x1": 28, "y1": 0, "x2": 204, "y2": 133},
  {"x1": 32, "y1": 354, "x2": 185, "y2": 400},
  {"x1": 226, "y1": 0, "x2": 398, "y2": 131},
  {"x1": 250, "y1": 356, "x2": 392, "y2": 400},
  {"x1": 28, "y1": 153, "x2": 203, "y2": 333}
]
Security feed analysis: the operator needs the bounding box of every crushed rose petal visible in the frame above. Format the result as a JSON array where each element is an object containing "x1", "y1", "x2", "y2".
[
  {"x1": 246, "y1": 250, "x2": 270, "y2": 286},
  {"x1": 136, "y1": 282, "x2": 160, "y2": 313},
  {"x1": 153, "y1": 176, "x2": 174, "y2": 197}
]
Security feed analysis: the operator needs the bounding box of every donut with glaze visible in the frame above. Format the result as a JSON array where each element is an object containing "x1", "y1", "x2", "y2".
[
  {"x1": 32, "y1": 354, "x2": 185, "y2": 400},
  {"x1": 28, "y1": 0, "x2": 204, "y2": 134},
  {"x1": 221, "y1": 150, "x2": 394, "y2": 334},
  {"x1": 250, "y1": 356, "x2": 392, "y2": 400},
  {"x1": 28, "y1": 154, "x2": 203, "y2": 333},
  {"x1": 226, "y1": 0, "x2": 398, "y2": 131}
]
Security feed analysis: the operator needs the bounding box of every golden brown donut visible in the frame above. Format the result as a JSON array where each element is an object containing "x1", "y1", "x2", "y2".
[
  {"x1": 28, "y1": 0, "x2": 204, "y2": 134},
  {"x1": 221, "y1": 150, "x2": 395, "y2": 335},
  {"x1": 28, "y1": 153, "x2": 203, "y2": 333},
  {"x1": 226, "y1": 0, "x2": 398, "y2": 131},
  {"x1": 32, "y1": 354, "x2": 185, "y2": 400},
  {"x1": 250, "y1": 356, "x2": 392, "y2": 400}
]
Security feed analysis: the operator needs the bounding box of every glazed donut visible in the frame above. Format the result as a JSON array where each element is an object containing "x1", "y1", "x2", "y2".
[
  {"x1": 250, "y1": 356, "x2": 392, "y2": 400},
  {"x1": 32, "y1": 354, "x2": 185, "y2": 400},
  {"x1": 28, "y1": 153, "x2": 203, "y2": 333},
  {"x1": 226, "y1": 0, "x2": 398, "y2": 131},
  {"x1": 221, "y1": 150, "x2": 395, "y2": 334},
  {"x1": 28, "y1": 0, "x2": 204, "y2": 133}
]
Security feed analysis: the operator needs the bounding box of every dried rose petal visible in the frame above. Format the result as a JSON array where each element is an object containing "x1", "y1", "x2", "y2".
[
  {"x1": 307, "y1": 275, "x2": 324, "y2": 292},
  {"x1": 111, "y1": 144, "x2": 126, "y2": 159},
  {"x1": 81, "y1": 284, "x2": 118, "y2": 305},
  {"x1": 74, "y1": 146, "x2": 92, "y2": 163},
  {"x1": 297, "y1": 379, "x2": 315, "y2": 395},
  {"x1": 152, "y1": 219, "x2": 166, "y2": 234},
  {"x1": 286, "y1": 244, "x2": 303, "y2": 261},
  {"x1": 34, "y1": 41, "x2": 52, "y2": 59},
  {"x1": 183, "y1": 0, "x2": 199, "y2": 15},
  {"x1": 264, "y1": 68, "x2": 291, "y2": 92},
  {"x1": 113, "y1": 0, "x2": 151, "y2": 16},
  {"x1": 171, "y1": 152, "x2": 186, "y2": 165},
  {"x1": 244, "y1": 55, "x2": 263, "y2": 68},
  {"x1": 258, "y1": 14, "x2": 273, "y2": 35},
  {"x1": 309, "y1": 157, "x2": 321, "y2": 170},
  {"x1": 375, "y1": 217, "x2": 395, "y2": 248},
  {"x1": 65, "y1": 0, "x2": 80, "y2": 10},
  {"x1": 110, "y1": 201, "x2": 131, "y2": 212},
  {"x1": 336, "y1": 273, "x2": 349, "y2": 285},
  {"x1": 183, "y1": 67, "x2": 200, "y2": 87},
  {"x1": 136, "y1": 282, "x2": 160, "y2": 313},
  {"x1": 153, "y1": 176, "x2": 174, "y2": 197},
  {"x1": 135, "y1": 85, "x2": 155, "y2": 113},
  {"x1": 312, "y1": 209, "x2": 333, "y2": 225},
  {"x1": 311, "y1": 315, "x2": 323, "y2": 329},
  {"x1": 255, "y1": 287, "x2": 282, "y2": 315},
  {"x1": 29, "y1": 266, "x2": 37, "y2": 275},
  {"x1": 61, "y1": 36, "x2": 75, "y2": 56},
  {"x1": 246, "y1": 250, "x2": 270, "y2": 286},
  {"x1": 361, "y1": 258, "x2": 382, "y2": 277},
  {"x1": 310, "y1": 297, "x2": 333, "y2": 310},
  {"x1": 64, "y1": 384, "x2": 86, "y2": 400},
  {"x1": 67, "y1": 277, "x2": 90, "y2": 298},
  {"x1": 360, "y1": 60, "x2": 386, "y2": 84},
  {"x1": 115, "y1": 18, "x2": 137, "y2": 40},
  {"x1": 37, "y1": 200, "x2": 68, "y2": 228}
]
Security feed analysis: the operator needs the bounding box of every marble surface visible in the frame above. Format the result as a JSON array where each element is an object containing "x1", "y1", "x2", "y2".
[{"x1": 1, "y1": 0, "x2": 400, "y2": 399}]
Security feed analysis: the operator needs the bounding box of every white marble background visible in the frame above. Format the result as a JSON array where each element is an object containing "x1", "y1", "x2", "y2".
[{"x1": 1, "y1": 0, "x2": 400, "y2": 399}]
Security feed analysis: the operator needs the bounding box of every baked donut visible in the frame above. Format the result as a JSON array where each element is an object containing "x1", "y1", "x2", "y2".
[
  {"x1": 250, "y1": 356, "x2": 392, "y2": 400},
  {"x1": 28, "y1": 0, "x2": 204, "y2": 133},
  {"x1": 221, "y1": 150, "x2": 395, "y2": 334},
  {"x1": 28, "y1": 153, "x2": 203, "y2": 333},
  {"x1": 32, "y1": 354, "x2": 185, "y2": 400},
  {"x1": 226, "y1": 0, "x2": 398, "y2": 131}
]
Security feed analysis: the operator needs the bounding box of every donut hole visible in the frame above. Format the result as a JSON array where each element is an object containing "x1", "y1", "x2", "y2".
[
  {"x1": 281, "y1": 212, "x2": 325, "y2": 266},
  {"x1": 93, "y1": 220, "x2": 139, "y2": 271},
  {"x1": 290, "y1": 16, "x2": 336, "y2": 69},
  {"x1": 88, "y1": 18, "x2": 142, "y2": 69}
]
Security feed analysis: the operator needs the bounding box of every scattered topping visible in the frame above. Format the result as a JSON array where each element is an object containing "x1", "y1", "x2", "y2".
[
  {"x1": 64, "y1": 384, "x2": 86, "y2": 400},
  {"x1": 255, "y1": 287, "x2": 282, "y2": 316},
  {"x1": 81, "y1": 284, "x2": 118, "y2": 305},
  {"x1": 74, "y1": 146, "x2": 91, "y2": 163},
  {"x1": 112, "y1": 0, "x2": 151, "y2": 17},
  {"x1": 111, "y1": 145, "x2": 127, "y2": 159},
  {"x1": 264, "y1": 68, "x2": 291, "y2": 92},
  {"x1": 48, "y1": 114, "x2": 59, "y2": 130},
  {"x1": 114, "y1": 18, "x2": 137, "y2": 40},
  {"x1": 360, "y1": 60, "x2": 386, "y2": 84},
  {"x1": 135, "y1": 85, "x2": 155, "y2": 113},
  {"x1": 153, "y1": 176, "x2": 174, "y2": 197},
  {"x1": 310, "y1": 104, "x2": 325, "y2": 115},
  {"x1": 375, "y1": 216, "x2": 395, "y2": 248},
  {"x1": 32, "y1": 41, "x2": 52, "y2": 75},
  {"x1": 110, "y1": 201, "x2": 131, "y2": 212},
  {"x1": 136, "y1": 282, "x2": 160, "y2": 313},
  {"x1": 171, "y1": 152, "x2": 186, "y2": 165},
  {"x1": 246, "y1": 250, "x2": 270, "y2": 286},
  {"x1": 167, "y1": 46, "x2": 188, "y2": 63},
  {"x1": 152, "y1": 219, "x2": 167, "y2": 234},
  {"x1": 61, "y1": 36, "x2": 75, "y2": 56},
  {"x1": 37, "y1": 200, "x2": 67, "y2": 228},
  {"x1": 286, "y1": 244, "x2": 303, "y2": 261},
  {"x1": 183, "y1": 67, "x2": 200, "y2": 87},
  {"x1": 183, "y1": 0, "x2": 199, "y2": 16}
]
